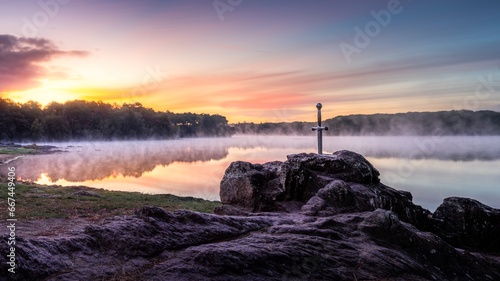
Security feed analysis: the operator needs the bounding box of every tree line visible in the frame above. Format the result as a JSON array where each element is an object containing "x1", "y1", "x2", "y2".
[
  {"x1": 233, "y1": 110, "x2": 500, "y2": 136},
  {"x1": 0, "y1": 98, "x2": 234, "y2": 141}
]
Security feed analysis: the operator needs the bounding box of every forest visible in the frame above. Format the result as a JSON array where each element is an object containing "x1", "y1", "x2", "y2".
[
  {"x1": 2, "y1": 97, "x2": 500, "y2": 141},
  {"x1": 0, "y1": 98, "x2": 234, "y2": 141},
  {"x1": 234, "y1": 110, "x2": 500, "y2": 136}
]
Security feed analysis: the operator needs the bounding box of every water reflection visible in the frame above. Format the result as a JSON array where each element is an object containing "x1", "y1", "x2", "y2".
[
  {"x1": 371, "y1": 158, "x2": 500, "y2": 211},
  {"x1": 10, "y1": 139, "x2": 231, "y2": 182},
  {"x1": 1, "y1": 136, "x2": 499, "y2": 211}
]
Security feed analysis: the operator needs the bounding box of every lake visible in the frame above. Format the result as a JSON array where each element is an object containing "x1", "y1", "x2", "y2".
[{"x1": 3, "y1": 135, "x2": 500, "y2": 212}]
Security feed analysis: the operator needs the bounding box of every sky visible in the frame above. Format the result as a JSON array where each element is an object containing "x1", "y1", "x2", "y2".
[{"x1": 0, "y1": 0, "x2": 499, "y2": 123}]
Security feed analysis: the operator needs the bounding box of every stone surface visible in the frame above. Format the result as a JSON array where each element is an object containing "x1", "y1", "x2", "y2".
[
  {"x1": 220, "y1": 151, "x2": 431, "y2": 230},
  {"x1": 432, "y1": 197, "x2": 500, "y2": 253},
  {"x1": 0, "y1": 207, "x2": 273, "y2": 281},
  {"x1": 1, "y1": 206, "x2": 499, "y2": 281},
  {"x1": 220, "y1": 151, "x2": 381, "y2": 213},
  {"x1": 1, "y1": 151, "x2": 499, "y2": 280},
  {"x1": 219, "y1": 161, "x2": 283, "y2": 212}
]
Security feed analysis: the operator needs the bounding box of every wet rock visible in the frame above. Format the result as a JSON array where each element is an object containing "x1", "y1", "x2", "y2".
[{"x1": 432, "y1": 197, "x2": 500, "y2": 253}]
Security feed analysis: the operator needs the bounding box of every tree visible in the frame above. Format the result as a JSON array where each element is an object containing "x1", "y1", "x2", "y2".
[
  {"x1": 30, "y1": 118, "x2": 44, "y2": 141},
  {"x1": 0, "y1": 99, "x2": 235, "y2": 141}
]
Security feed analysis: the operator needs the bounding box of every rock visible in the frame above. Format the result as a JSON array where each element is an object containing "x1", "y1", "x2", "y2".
[
  {"x1": 287, "y1": 150, "x2": 380, "y2": 184},
  {"x1": 220, "y1": 151, "x2": 380, "y2": 213},
  {"x1": 2, "y1": 207, "x2": 499, "y2": 281},
  {"x1": 278, "y1": 151, "x2": 380, "y2": 204},
  {"x1": 220, "y1": 151, "x2": 431, "y2": 230},
  {"x1": 219, "y1": 161, "x2": 283, "y2": 212},
  {"x1": 0, "y1": 206, "x2": 273, "y2": 281},
  {"x1": 432, "y1": 197, "x2": 500, "y2": 253},
  {"x1": 301, "y1": 180, "x2": 356, "y2": 216}
]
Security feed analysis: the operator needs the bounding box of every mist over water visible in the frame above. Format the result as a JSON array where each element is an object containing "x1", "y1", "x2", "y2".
[{"x1": 2, "y1": 135, "x2": 499, "y2": 211}]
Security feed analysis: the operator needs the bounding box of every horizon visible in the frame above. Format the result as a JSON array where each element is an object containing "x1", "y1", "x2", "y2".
[
  {"x1": 1, "y1": 1, "x2": 499, "y2": 123},
  {"x1": 3, "y1": 97, "x2": 499, "y2": 125}
]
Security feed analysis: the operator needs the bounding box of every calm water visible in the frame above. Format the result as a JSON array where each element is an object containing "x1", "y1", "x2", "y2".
[{"x1": 3, "y1": 136, "x2": 500, "y2": 212}]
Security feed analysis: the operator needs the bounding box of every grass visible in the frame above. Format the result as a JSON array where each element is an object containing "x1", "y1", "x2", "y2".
[
  {"x1": 0, "y1": 147, "x2": 36, "y2": 155},
  {"x1": 0, "y1": 183, "x2": 221, "y2": 220}
]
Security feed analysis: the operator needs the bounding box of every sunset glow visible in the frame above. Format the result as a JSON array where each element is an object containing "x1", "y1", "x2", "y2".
[{"x1": 1, "y1": 1, "x2": 499, "y2": 122}]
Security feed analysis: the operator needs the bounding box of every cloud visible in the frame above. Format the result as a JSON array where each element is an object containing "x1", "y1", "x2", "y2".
[{"x1": 0, "y1": 34, "x2": 88, "y2": 92}]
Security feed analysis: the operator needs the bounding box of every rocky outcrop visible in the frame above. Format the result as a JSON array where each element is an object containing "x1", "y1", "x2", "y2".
[
  {"x1": 0, "y1": 207, "x2": 273, "y2": 281},
  {"x1": 2, "y1": 205, "x2": 499, "y2": 281},
  {"x1": 1, "y1": 150, "x2": 499, "y2": 280},
  {"x1": 219, "y1": 151, "x2": 431, "y2": 229},
  {"x1": 432, "y1": 197, "x2": 500, "y2": 253},
  {"x1": 219, "y1": 150, "x2": 381, "y2": 214}
]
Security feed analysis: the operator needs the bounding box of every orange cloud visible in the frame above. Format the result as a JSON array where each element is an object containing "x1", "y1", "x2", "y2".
[{"x1": 140, "y1": 72, "x2": 338, "y2": 122}]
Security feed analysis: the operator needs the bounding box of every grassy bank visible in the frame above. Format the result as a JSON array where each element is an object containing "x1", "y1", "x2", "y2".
[
  {"x1": 0, "y1": 183, "x2": 221, "y2": 220},
  {"x1": 0, "y1": 147, "x2": 36, "y2": 155}
]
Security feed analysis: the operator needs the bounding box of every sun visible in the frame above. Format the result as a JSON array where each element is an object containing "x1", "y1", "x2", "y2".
[
  {"x1": 4, "y1": 89, "x2": 79, "y2": 107},
  {"x1": 3, "y1": 80, "x2": 82, "y2": 107}
]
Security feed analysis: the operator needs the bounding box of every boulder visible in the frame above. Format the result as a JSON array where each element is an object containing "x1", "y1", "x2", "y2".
[
  {"x1": 301, "y1": 180, "x2": 356, "y2": 215},
  {"x1": 220, "y1": 151, "x2": 380, "y2": 213},
  {"x1": 286, "y1": 150, "x2": 380, "y2": 184},
  {"x1": 219, "y1": 161, "x2": 284, "y2": 212},
  {"x1": 278, "y1": 151, "x2": 380, "y2": 203},
  {"x1": 220, "y1": 150, "x2": 431, "y2": 229},
  {"x1": 432, "y1": 197, "x2": 500, "y2": 253}
]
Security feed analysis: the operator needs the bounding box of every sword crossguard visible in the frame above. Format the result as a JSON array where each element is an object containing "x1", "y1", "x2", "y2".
[{"x1": 312, "y1": 126, "x2": 328, "y2": 131}]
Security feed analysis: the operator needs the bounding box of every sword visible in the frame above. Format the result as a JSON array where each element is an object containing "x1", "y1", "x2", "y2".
[{"x1": 311, "y1": 103, "x2": 328, "y2": 154}]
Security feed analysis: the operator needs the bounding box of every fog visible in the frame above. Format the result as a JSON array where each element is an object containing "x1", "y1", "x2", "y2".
[
  {"x1": 234, "y1": 111, "x2": 500, "y2": 137},
  {"x1": 1, "y1": 135, "x2": 499, "y2": 211},
  {"x1": 3, "y1": 135, "x2": 500, "y2": 183},
  {"x1": 5, "y1": 136, "x2": 500, "y2": 182}
]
